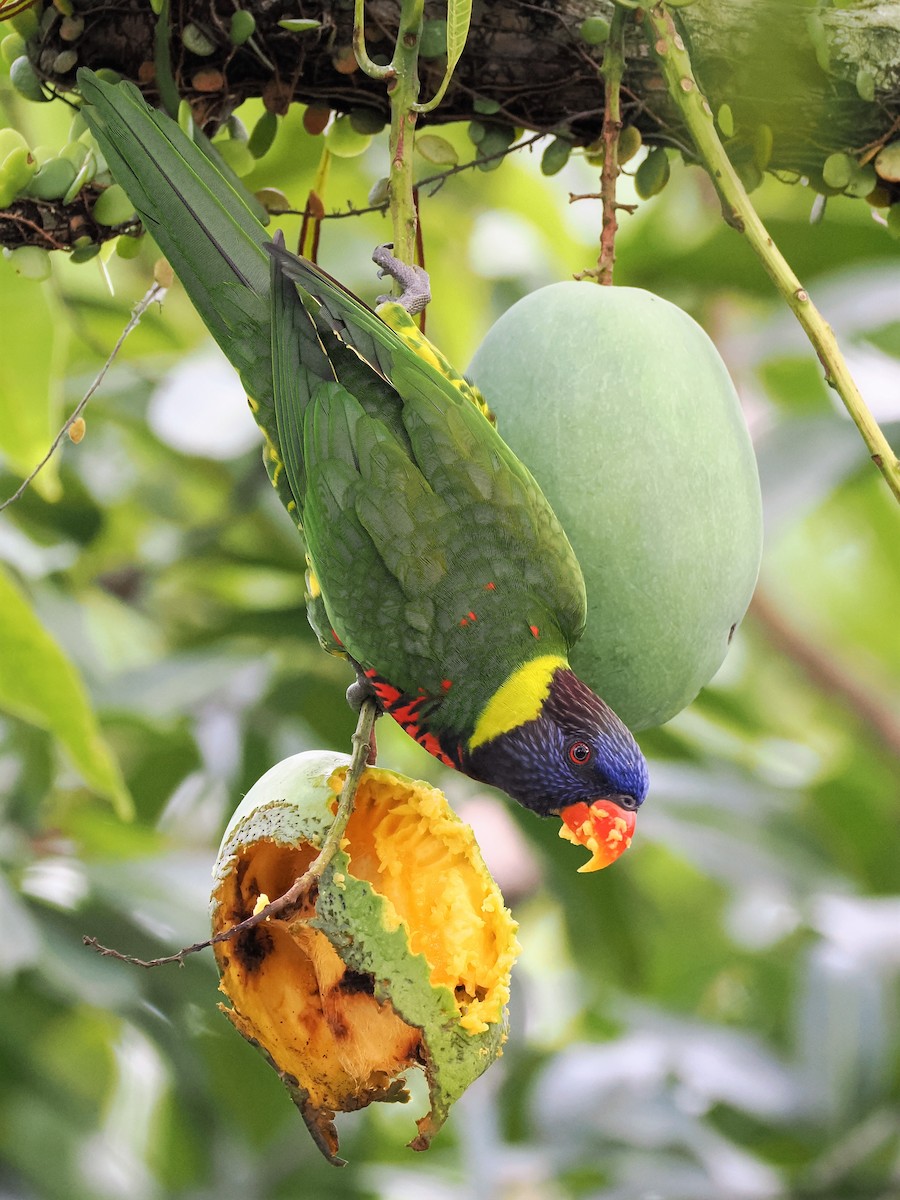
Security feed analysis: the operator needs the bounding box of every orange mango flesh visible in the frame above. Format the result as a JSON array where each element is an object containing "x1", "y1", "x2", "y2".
[
  {"x1": 338, "y1": 769, "x2": 518, "y2": 1034},
  {"x1": 213, "y1": 836, "x2": 420, "y2": 1116},
  {"x1": 212, "y1": 768, "x2": 518, "y2": 1120},
  {"x1": 558, "y1": 799, "x2": 636, "y2": 872}
]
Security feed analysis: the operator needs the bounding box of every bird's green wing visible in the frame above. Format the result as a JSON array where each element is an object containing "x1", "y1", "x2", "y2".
[{"x1": 269, "y1": 246, "x2": 588, "y2": 708}]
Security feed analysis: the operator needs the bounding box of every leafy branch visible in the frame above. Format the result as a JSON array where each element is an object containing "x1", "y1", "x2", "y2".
[{"x1": 646, "y1": 2, "x2": 900, "y2": 505}]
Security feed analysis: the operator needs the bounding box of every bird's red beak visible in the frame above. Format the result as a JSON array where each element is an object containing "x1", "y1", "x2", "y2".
[{"x1": 558, "y1": 799, "x2": 636, "y2": 872}]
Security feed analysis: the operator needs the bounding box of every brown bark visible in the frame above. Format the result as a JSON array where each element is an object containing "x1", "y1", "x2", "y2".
[{"x1": 4, "y1": 1, "x2": 900, "y2": 251}]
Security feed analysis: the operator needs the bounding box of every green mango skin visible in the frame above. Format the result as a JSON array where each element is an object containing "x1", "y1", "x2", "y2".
[{"x1": 468, "y1": 282, "x2": 763, "y2": 730}]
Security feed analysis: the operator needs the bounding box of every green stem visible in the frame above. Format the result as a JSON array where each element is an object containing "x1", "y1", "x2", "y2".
[
  {"x1": 352, "y1": 0, "x2": 395, "y2": 80},
  {"x1": 352, "y1": 0, "x2": 423, "y2": 275},
  {"x1": 302, "y1": 697, "x2": 378, "y2": 889},
  {"x1": 645, "y1": 3, "x2": 900, "y2": 505},
  {"x1": 386, "y1": 0, "x2": 424, "y2": 269}
]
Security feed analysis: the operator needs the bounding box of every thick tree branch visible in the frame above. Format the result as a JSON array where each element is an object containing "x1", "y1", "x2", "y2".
[{"x1": 23, "y1": 0, "x2": 900, "y2": 168}]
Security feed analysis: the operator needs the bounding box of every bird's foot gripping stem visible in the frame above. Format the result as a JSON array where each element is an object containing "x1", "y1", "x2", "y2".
[
  {"x1": 373, "y1": 244, "x2": 431, "y2": 314},
  {"x1": 346, "y1": 665, "x2": 382, "y2": 766}
]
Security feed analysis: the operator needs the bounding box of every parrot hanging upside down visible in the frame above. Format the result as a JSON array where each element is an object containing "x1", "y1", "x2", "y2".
[{"x1": 78, "y1": 71, "x2": 649, "y2": 871}]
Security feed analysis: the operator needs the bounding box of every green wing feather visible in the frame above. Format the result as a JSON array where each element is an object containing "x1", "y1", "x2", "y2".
[
  {"x1": 79, "y1": 73, "x2": 271, "y2": 408},
  {"x1": 268, "y1": 244, "x2": 588, "y2": 723}
]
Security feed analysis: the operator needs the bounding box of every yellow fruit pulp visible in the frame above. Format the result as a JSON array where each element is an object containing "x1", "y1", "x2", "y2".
[{"x1": 336, "y1": 768, "x2": 518, "y2": 1034}]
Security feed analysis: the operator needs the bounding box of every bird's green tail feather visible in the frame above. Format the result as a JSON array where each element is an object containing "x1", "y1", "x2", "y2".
[{"x1": 78, "y1": 70, "x2": 275, "y2": 419}]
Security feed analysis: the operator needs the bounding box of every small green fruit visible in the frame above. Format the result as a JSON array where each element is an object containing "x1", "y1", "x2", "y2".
[{"x1": 468, "y1": 283, "x2": 763, "y2": 730}]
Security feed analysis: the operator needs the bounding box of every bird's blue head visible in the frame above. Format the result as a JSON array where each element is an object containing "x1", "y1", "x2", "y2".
[{"x1": 466, "y1": 666, "x2": 648, "y2": 871}]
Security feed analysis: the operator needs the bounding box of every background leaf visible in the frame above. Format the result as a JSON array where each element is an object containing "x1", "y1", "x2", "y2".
[{"x1": 0, "y1": 567, "x2": 131, "y2": 816}]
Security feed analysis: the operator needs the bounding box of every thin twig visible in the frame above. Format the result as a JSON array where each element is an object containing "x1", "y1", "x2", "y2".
[
  {"x1": 275, "y1": 134, "x2": 545, "y2": 222},
  {"x1": 0, "y1": 280, "x2": 167, "y2": 514},
  {"x1": 644, "y1": 2, "x2": 900, "y2": 505},
  {"x1": 83, "y1": 698, "x2": 380, "y2": 969},
  {"x1": 0, "y1": 210, "x2": 69, "y2": 250}
]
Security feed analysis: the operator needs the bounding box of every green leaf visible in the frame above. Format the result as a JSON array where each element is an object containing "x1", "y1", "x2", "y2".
[
  {"x1": 473, "y1": 96, "x2": 500, "y2": 116},
  {"x1": 753, "y1": 124, "x2": 773, "y2": 172},
  {"x1": 635, "y1": 146, "x2": 670, "y2": 198},
  {"x1": 229, "y1": 10, "x2": 256, "y2": 46},
  {"x1": 822, "y1": 152, "x2": 854, "y2": 189},
  {"x1": 415, "y1": 134, "x2": 459, "y2": 166},
  {"x1": 716, "y1": 104, "x2": 734, "y2": 138},
  {"x1": 324, "y1": 115, "x2": 372, "y2": 159},
  {"x1": 181, "y1": 23, "x2": 216, "y2": 56},
  {"x1": 445, "y1": 0, "x2": 473, "y2": 89},
  {"x1": 541, "y1": 137, "x2": 572, "y2": 177},
  {"x1": 579, "y1": 17, "x2": 610, "y2": 46},
  {"x1": 843, "y1": 162, "x2": 876, "y2": 199},
  {"x1": 92, "y1": 183, "x2": 137, "y2": 226},
  {"x1": 416, "y1": 0, "x2": 471, "y2": 114},
  {"x1": 0, "y1": 568, "x2": 131, "y2": 816},
  {"x1": 875, "y1": 140, "x2": 900, "y2": 184},
  {"x1": 855, "y1": 68, "x2": 875, "y2": 103},
  {"x1": 247, "y1": 110, "x2": 278, "y2": 159},
  {"x1": 419, "y1": 19, "x2": 447, "y2": 60},
  {"x1": 277, "y1": 18, "x2": 321, "y2": 33}
]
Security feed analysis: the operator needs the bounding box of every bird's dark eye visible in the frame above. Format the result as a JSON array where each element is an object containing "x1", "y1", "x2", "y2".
[{"x1": 568, "y1": 740, "x2": 592, "y2": 766}]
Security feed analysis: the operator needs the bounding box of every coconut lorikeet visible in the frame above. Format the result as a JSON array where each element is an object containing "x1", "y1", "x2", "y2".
[{"x1": 79, "y1": 71, "x2": 648, "y2": 870}]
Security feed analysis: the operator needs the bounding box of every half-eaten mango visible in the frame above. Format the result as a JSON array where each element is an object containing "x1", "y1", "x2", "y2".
[{"x1": 211, "y1": 750, "x2": 519, "y2": 1164}]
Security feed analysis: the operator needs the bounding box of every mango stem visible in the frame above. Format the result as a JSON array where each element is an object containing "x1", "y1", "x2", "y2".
[{"x1": 645, "y1": 3, "x2": 900, "y2": 505}]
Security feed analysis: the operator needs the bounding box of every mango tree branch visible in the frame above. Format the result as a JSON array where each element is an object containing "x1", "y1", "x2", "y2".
[
  {"x1": 645, "y1": 3, "x2": 900, "y2": 505},
  {"x1": 83, "y1": 697, "x2": 380, "y2": 970}
]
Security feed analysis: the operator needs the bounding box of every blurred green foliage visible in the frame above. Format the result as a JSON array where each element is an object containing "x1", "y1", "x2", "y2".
[{"x1": 1, "y1": 48, "x2": 899, "y2": 1200}]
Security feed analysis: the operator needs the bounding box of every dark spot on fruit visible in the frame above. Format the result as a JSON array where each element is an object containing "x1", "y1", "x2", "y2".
[
  {"x1": 338, "y1": 968, "x2": 375, "y2": 995},
  {"x1": 727, "y1": 622, "x2": 737, "y2": 644},
  {"x1": 329, "y1": 1013, "x2": 350, "y2": 1040},
  {"x1": 234, "y1": 926, "x2": 273, "y2": 973}
]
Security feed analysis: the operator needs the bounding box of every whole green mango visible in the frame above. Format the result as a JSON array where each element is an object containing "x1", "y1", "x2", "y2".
[{"x1": 468, "y1": 282, "x2": 762, "y2": 730}]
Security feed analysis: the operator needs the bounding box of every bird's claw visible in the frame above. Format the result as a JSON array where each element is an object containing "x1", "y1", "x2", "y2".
[
  {"x1": 372, "y1": 244, "x2": 431, "y2": 314},
  {"x1": 346, "y1": 666, "x2": 383, "y2": 716}
]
